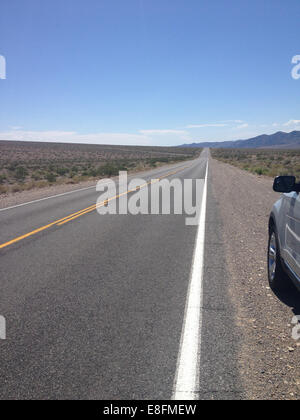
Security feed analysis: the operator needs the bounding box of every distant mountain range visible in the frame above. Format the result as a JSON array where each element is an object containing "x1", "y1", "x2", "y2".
[{"x1": 181, "y1": 130, "x2": 300, "y2": 149}]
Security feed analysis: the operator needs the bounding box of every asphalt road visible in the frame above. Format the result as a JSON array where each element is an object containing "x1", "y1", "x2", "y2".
[{"x1": 0, "y1": 149, "x2": 241, "y2": 400}]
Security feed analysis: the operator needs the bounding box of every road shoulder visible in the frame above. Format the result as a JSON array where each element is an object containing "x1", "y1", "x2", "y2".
[
  {"x1": 210, "y1": 158, "x2": 300, "y2": 400},
  {"x1": 199, "y1": 161, "x2": 244, "y2": 399}
]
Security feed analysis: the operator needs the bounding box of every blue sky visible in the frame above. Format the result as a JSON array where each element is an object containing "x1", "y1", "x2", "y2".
[{"x1": 0, "y1": 0, "x2": 300, "y2": 146}]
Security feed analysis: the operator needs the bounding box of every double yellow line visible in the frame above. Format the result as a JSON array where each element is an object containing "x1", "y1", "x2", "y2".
[{"x1": 0, "y1": 165, "x2": 189, "y2": 250}]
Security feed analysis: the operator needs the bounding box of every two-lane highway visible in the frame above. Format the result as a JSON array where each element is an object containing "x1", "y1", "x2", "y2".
[{"x1": 0, "y1": 149, "x2": 241, "y2": 399}]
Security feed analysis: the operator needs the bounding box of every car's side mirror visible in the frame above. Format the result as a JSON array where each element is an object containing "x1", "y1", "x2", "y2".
[{"x1": 273, "y1": 176, "x2": 298, "y2": 193}]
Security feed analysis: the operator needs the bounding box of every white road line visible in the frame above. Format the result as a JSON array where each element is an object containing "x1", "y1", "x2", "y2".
[
  {"x1": 172, "y1": 160, "x2": 208, "y2": 400},
  {"x1": 0, "y1": 184, "x2": 97, "y2": 212}
]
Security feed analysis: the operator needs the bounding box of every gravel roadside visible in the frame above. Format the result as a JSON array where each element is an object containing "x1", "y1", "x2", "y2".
[{"x1": 210, "y1": 158, "x2": 300, "y2": 400}]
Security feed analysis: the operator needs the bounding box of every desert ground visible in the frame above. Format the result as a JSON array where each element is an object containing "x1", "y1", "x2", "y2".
[{"x1": 0, "y1": 140, "x2": 200, "y2": 196}]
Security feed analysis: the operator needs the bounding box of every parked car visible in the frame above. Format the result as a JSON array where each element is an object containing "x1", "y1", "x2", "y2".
[{"x1": 268, "y1": 176, "x2": 300, "y2": 292}]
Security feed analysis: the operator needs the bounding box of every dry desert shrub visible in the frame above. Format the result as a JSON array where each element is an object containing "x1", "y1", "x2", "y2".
[{"x1": 211, "y1": 148, "x2": 300, "y2": 180}]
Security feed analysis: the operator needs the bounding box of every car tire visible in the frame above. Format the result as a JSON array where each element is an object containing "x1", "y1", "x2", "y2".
[{"x1": 268, "y1": 223, "x2": 289, "y2": 291}]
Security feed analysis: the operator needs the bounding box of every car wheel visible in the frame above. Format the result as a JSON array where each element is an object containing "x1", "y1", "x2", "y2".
[{"x1": 268, "y1": 224, "x2": 289, "y2": 291}]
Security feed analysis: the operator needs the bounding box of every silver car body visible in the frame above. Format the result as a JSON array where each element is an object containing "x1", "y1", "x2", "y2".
[{"x1": 271, "y1": 192, "x2": 300, "y2": 287}]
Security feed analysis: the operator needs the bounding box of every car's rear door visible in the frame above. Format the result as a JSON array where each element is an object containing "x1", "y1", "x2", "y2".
[{"x1": 284, "y1": 192, "x2": 300, "y2": 279}]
